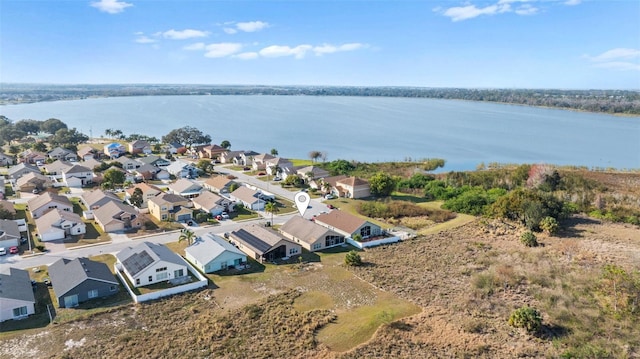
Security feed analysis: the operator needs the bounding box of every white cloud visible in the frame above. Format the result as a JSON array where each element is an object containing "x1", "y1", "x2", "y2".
[
  {"x1": 313, "y1": 43, "x2": 368, "y2": 55},
  {"x1": 259, "y1": 45, "x2": 313, "y2": 59},
  {"x1": 135, "y1": 36, "x2": 157, "y2": 44},
  {"x1": 223, "y1": 28, "x2": 238, "y2": 34},
  {"x1": 90, "y1": 0, "x2": 132, "y2": 14},
  {"x1": 183, "y1": 42, "x2": 206, "y2": 51},
  {"x1": 236, "y1": 21, "x2": 270, "y2": 32},
  {"x1": 161, "y1": 29, "x2": 209, "y2": 40},
  {"x1": 439, "y1": 0, "x2": 579, "y2": 21},
  {"x1": 204, "y1": 43, "x2": 243, "y2": 58},
  {"x1": 234, "y1": 52, "x2": 259, "y2": 60},
  {"x1": 585, "y1": 48, "x2": 640, "y2": 71}
]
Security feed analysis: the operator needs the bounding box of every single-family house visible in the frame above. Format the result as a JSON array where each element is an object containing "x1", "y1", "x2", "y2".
[
  {"x1": 62, "y1": 164, "x2": 93, "y2": 187},
  {"x1": 164, "y1": 142, "x2": 184, "y2": 154},
  {"x1": 27, "y1": 192, "x2": 73, "y2": 219},
  {"x1": 19, "y1": 149, "x2": 47, "y2": 165},
  {"x1": 0, "y1": 152, "x2": 15, "y2": 166},
  {"x1": 81, "y1": 189, "x2": 121, "y2": 211},
  {"x1": 198, "y1": 144, "x2": 228, "y2": 159},
  {"x1": 280, "y1": 216, "x2": 346, "y2": 251},
  {"x1": 42, "y1": 160, "x2": 73, "y2": 179},
  {"x1": 309, "y1": 175, "x2": 348, "y2": 194},
  {"x1": 47, "y1": 147, "x2": 77, "y2": 161},
  {"x1": 192, "y1": 191, "x2": 234, "y2": 215},
  {"x1": 115, "y1": 156, "x2": 140, "y2": 171},
  {"x1": 335, "y1": 176, "x2": 371, "y2": 199},
  {"x1": 203, "y1": 175, "x2": 235, "y2": 194},
  {"x1": 219, "y1": 150, "x2": 242, "y2": 164},
  {"x1": 314, "y1": 210, "x2": 383, "y2": 239},
  {"x1": 136, "y1": 155, "x2": 171, "y2": 168},
  {"x1": 129, "y1": 140, "x2": 152, "y2": 155},
  {"x1": 166, "y1": 160, "x2": 198, "y2": 179},
  {"x1": 125, "y1": 183, "x2": 162, "y2": 209},
  {"x1": 0, "y1": 200, "x2": 16, "y2": 218},
  {"x1": 0, "y1": 268, "x2": 36, "y2": 322},
  {"x1": 185, "y1": 233, "x2": 246, "y2": 273},
  {"x1": 81, "y1": 158, "x2": 102, "y2": 172},
  {"x1": 251, "y1": 153, "x2": 275, "y2": 171},
  {"x1": 93, "y1": 201, "x2": 142, "y2": 233},
  {"x1": 148, "y1": 193, "x2": 192, "y2": 222},
  {"x1": 77, "y1": 146, "x2": 99, "y2": 161},
  {"x1": 235, "y1": 151, "x2": 260, "y2": 166},
  {"x1": 15, "y1": 172, "x2": 52, "y2": 193},
  {"x1": 48, "y1": 257, "x2": 119, "y2": 308},
  {"x1": 167, "y1": 178, "x2": 202, "y2": 198},
  {"x1": 104, "y1": 142, "x2": 126, "y2": 159},
  {"x1": 7, "y1": 162, "x2": 41, "y2": 180},
  {"x1": 0, "y1": 219, "x2": 21, "y2": 249},
  {"x1": 35, "y1": 209, "x2": 86, "y2": 241},
  {"x1": 264, "y1": 157, "x2": 294, "y2": 177},
  {"x1": 115, "y1": 241, "x2": 188, "y2": 287},
  {"x1": 230, "y1": 186, "x2": 264, "y2": 211},
  {"x1": 229, "y1": 225, "x2": 301, "y2": 263},
  {"x1": 296, "y1": 166, "x2": 330, "y2": 181}
]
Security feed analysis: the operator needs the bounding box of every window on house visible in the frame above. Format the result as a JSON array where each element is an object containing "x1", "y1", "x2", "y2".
[
  {"x1": 13, "y1": 306, "x2": 28, "y2": 317},
  {"x1": 148, "y1": 276, "x2": 153, "y2": 282},
  {"x1": 135, "y1": 278, "x2": 140, "y2": 285},
  {"x1": 156, "y1": 272, "x2": 168, "y2": 281},
  {"x1": 360, "y1": 226, "x2": 371, "y2": 238},
  {"x1": 155, "y1": 267, "x2": 167, "y2": 272},
  {"x1": 161, "y1": 214, "x2": 168, "y2": 220},
  {"x1": 313, "y1": 243, "x2": 322, "y2": 250},
  {"x1": 88, "y1": 289, "x2": 99, "y2": 298},
  {"x1": 289, "y1": 248, "x2": 297, "y2": 255},
  {"x1": 110, "y1": 286, "x2": 117, "y2": 292}
]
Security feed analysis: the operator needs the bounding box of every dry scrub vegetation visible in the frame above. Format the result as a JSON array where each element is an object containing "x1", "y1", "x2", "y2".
[{"x1": 1, "y1": 216, "x2": 638, "y2": 358}]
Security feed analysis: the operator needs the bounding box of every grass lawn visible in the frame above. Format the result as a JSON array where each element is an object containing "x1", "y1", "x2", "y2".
[
  {"x1": 233, "y1": 207, "x2": 259, "y2": 221},
  {"x1": 290, "y1": 159, "x2": 314, "y2": 167},
  {"x1": 64, "y1": 222, "x2": 111, "y2": 248}
]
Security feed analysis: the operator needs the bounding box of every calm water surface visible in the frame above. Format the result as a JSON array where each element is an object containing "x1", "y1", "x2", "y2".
[{"x1": 1, "y1": 96, "x2": 638, "y2": 171}]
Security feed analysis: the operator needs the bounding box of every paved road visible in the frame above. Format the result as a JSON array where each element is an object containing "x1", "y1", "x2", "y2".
[{"x1": 0, "y1": 166, "x2": 331, "y2": 271}]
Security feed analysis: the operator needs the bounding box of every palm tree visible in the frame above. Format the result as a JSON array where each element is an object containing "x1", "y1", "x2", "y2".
[
  {"x1": 104, "y1": 129, "x2": 113, "y2": 138},
  {"x1": 178, "y1": 228, "x2": 197, "y2": 246},
  {"x1": 322, "y1": 180, "x2": 332, "y2": 195},
  {"x1": 264, "y1": 202, "x2": 279, "y2": 225}
]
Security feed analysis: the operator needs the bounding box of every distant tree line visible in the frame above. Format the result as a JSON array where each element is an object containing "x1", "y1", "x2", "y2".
[{"x1": 2, "y1": 84, "x2": 638, "y2": 115}]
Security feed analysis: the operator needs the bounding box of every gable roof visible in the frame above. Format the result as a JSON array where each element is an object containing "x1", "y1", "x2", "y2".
[
  {"x1": 81, "y1": 189, "x2": 121, "y2": 209},
  {"x1": 230, "y1": 225, "x2": 287, "y2": 255},
  {"x1": 93, "y1": 201, "x2": 138, "y2": 224},
  {"x1": 126, "y1": 182, "x2": 162, "y2": 197},
  {"x1": 204, "y1": 175, "x2": 233, "y2": 190},
  {"x1": 8, "y1": 162, "x2": 40, "y2": 177},
  {"x1": 254, "y1": 153, "x2": 275, "y2": 162},
  {"x1": 296, "y1": 166, "x2": 330, "y2": 178},
  {"x1": 35, "y1": 209, "x2": 83, "y2": 230},
  {"x1": 230, "y1": 186, "x2": 260, "y2": 204},
  {"x1": 192, "y1": 191, "x2": 226, "y2": 210},
  {"x1": 136, "y1": 155, "x2": 169, "y2": 166},
  {"x1": 64, "y1": 164, "x2": 92, "y2": 175},
  {"x1": 337, "y1": 176, "x2": 369, "y2": 187},
  {"x1": 0, "y1": 268, "x2": 36, "y2": 303},
  {"x1": 49, "y1": 257, "x2": 118, "y2": 297},
  {"x1": 116, "y1": 241, "x2": 185, "y2": 276},
  {"x1": 149, "y1": 192, "x2": 189, "y2": 207},
  {"x1": 185, "y1": 233, "x2": 245, "y2": 264},
  {"x1": 77, "y1": 146, "x2": 96, "y2": 157},
  {"x1": 0, "y1": 219, "x2": 21, "y2": 240},
  {"x1": 319, "y1": 175, "x2": 349, "y2": 187},
  {"x1": 43, "y1": 160, "x2": 73, "y2": 174},
  {"x1": 280, "y1": 216, "x2": 342, "y2": 245},
  {"x1": 168, "y1": 178, "x2": 202, "y2": 194},
  {"x1": 314, "y1": 210, "x2": 371, "y2": 234},
  {"x1": 27, "y1": 192, "x2": 72, "y2": 212},
  {"x1": 0, "y1": 200, "x2": 16, "y2": 215},
  {"x1": 16, "y1": 171, "x2": 50, "y2": 187}
]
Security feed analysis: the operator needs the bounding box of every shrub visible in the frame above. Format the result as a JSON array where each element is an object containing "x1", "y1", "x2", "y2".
[
  {"x1": 508, "y1": 306, "x2": 542, "y2": 333},
  {"x1": 345, "y1": 250, "x2": 362, "y2": 266},
  {"x1": 520, "y1": 231, "x2": 538, "y2": 247},
  {"x1": 539, "y1": 216, "x2": 559, "y2": 234}
]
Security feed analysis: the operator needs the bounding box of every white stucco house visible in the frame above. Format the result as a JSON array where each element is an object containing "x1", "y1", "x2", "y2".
[
  {"x1": 115, "y1": 242, "x2": 188, "y2": 288},
  {"x1": 185, "y1": 233, "x2": 246, "y2": 273}
]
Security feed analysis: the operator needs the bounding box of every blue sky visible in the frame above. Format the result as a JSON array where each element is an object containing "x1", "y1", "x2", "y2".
[{"x1": 1, "y1": 0, "x2": 638, "y2": 89}]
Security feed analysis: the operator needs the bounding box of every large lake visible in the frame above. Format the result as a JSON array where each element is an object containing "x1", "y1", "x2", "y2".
[{"x1": 1, "y1": 96, "x2": 638, "y2": 171}]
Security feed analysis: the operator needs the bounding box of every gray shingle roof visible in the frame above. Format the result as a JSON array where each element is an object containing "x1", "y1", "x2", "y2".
[
  {"x1": 116, "y1": 242, "x2": 185, "y2": 276},
  {"x1": 0, "y1": 267, "x2": 36, "y2": 303},
  {"x1": 230, "y1": 225, "x2": 287, "y2": 256},
  {"x1": 280, "y1": 216, "x2": 342, "y2": 245},
  {"x1": 185, "y1": 233, "x2": 245, "y2": 265},
  {"x1": 48, "y1": 257, "x2": 118, "y2": 298}
]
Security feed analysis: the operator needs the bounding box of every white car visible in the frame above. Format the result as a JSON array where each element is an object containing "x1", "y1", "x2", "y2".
[
  {"x1": 0, "y1": 248, "x2": 6, "y2": 256},
  {"x1": 221, "y1": 212, "x2": 230, "y2": 219}
]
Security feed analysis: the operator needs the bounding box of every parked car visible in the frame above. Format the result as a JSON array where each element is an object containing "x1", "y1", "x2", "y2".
[
  {"x1": 325, "y1": 194, "x2": 336, "y2": 199},
  {"x1": 257, "y1": 172, "x2": 266, "y2": 176},
  {"x1": 9, "y1": 246, "x2": 19, "y2": 254},
  {"x1": 221, "y1": 212, "x2": 229, "y2": 219},
  {"x1": 327, "y1": 204, "x2": 335, "y2": 209},
  {"x1": 243, "y1": 167, "x2": 250, "y2": 171},
  {"x1": 0, "y1": 248, "x2": 6, "y2": 256}
]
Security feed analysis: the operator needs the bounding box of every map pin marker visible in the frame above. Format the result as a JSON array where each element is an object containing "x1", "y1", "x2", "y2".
[{"x1": 294, "y1": 192, "x2": 311, "y2": 217}]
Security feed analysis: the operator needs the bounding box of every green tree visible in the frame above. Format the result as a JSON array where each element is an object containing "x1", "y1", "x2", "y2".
[
  {"x1": 220, "y1": 140, "x2": 231, "y2": 149},
  {"x1": 130, "y1": 188, "x2": 143, "y2": 208},
  {"x1": 539, "y1": 216, "x2": 559, "y2": 235},
  {"x1": 270, "y1": 148, "x2": 279, "y2": 156},
  {"x1": 309, "y1": 150, "x2": 322, "y2": 163},
  {"x1": 40, "y1": 118, "x2": 67, "y2": 134},
  {"x1": 14, "y1": 119, "x2": 41, "y2": 134},
  {"x1": 325, "y1": 159, "x2": 355, "y2": 175},
  {"x1": 369, "y1": 172, "x2": 397, "y2": 197},
  {"x1": 264, "y1": 202, "x2": 279, "y2": 224},
  {"x1": 49, "y1": 128, "x2": 89, "y2": 150},
  {"x1": 520, "y1": 231, "x2": 538, "y2": 247},
  {"x1": 0, "y1": 126, "x2": 26, "y2": 145},
  {"x1": 32, "y1": 142, "x2": 48, "y2": 152},
  {"x1": 345, "y1": 250, "x2": 363, "y2": 266},
  {"x1": 103, "y1": 168, "x2": 126, "y2": 186},
  {"x1": 8, "y1": 145, "x2": 20, "y2": 157},
  {"x1": 162, "y1": 126, "x2": 211, "y2": 149},
  {"x1": 178, "y1": 228, "x2": 197, "y2": 246},
  {"x1": 196, "y1": 159, "x2": 213, "y2": 174},
  {"x1": 229, "y1": 182, "x2": 240, "y2": 192},
  {"x1": 508, "y1": 306, "x2": 542, "y2": 333}
]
